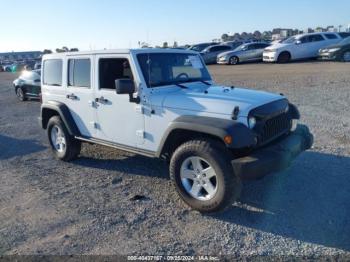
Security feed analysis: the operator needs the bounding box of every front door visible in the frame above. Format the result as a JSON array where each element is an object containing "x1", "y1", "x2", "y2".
[
  {"x1": 94, "y1": 55, "x2": 144, "y2": 148},
  {"x1": 65, "y1": 56, "x2": 96, "y2": 137}
]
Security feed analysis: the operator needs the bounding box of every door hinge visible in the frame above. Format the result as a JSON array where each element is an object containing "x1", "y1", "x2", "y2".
[
  {"x1": 135, "y1": 105, "x2": 144, "y2": 114},
  {"x1": 136, "y1": 130, "x2": 145, "y2": 138}
]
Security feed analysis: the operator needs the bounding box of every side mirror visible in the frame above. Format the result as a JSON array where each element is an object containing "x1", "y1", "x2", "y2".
[{"x1": 115, "y1": 79, "x2": 135, "y2": 94}]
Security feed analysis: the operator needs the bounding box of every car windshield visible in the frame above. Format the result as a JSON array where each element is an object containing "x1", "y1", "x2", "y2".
[
  {"x1": 283, "y1": 36, "x2": 297, "y2": 44},
  {"x1": 137, "y1": 53, "x2": 211, "y2": 88},
  {"x1": 339, "y1": 36, "x2": 350, "y2": 45},
  {"x1": 233, "y1": 44, "x2": 248, "y2": 51},
  {"x1": 189, "y1": 45, "x2": 209, "y2": 52}
]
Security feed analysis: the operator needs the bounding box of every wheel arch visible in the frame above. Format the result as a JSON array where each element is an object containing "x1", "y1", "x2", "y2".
[
  {"x1": 156, "y1": 115, "x2": 257, "y2": 159},
  {"x1": 40, "y1": 101, "x2": 81, "y2": 137}
]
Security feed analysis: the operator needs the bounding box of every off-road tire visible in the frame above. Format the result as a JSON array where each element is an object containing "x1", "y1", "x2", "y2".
[
  {"x1": 169, "y1": 139, "x2": 241, "y2": 213},
  {"x1": 47, "y1": 116, "x2": 81, "y2": 161}
]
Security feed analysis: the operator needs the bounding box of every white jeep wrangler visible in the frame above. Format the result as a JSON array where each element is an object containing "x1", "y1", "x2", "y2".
[{"x1": 39, "y1": 49, "x2": 313, "y2": 212}]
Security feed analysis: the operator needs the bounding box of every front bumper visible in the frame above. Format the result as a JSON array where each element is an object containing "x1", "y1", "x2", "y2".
[
  {"x1": 263, "y1": 51, "x2": 278, "y2": 62},
  {"x1": 232, "y1": 124, "x2": 313, "y2": 180},
  {"x1": 217, "y1": 57, "x2": 229, "y2": 64},
  {"x1": 318, "y1": 52, "x2": 337, "y2": 61}
]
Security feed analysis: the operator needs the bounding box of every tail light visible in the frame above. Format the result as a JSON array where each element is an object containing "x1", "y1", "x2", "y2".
[{"x1": 39, "y1": 93, "x2": 42, "y2": 103}]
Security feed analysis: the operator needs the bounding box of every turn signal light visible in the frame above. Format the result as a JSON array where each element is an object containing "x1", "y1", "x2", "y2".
[{"x1": 224, "y1": 135, "x2": 233, "y2": 145}]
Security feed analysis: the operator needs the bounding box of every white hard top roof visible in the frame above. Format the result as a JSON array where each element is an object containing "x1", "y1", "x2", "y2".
[{"x1": 42, "y1": 48, "x2": 198, "y2": 59}]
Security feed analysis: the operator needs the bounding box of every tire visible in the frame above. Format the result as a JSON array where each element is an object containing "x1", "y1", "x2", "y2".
[
  {"x1": 229, "y1": 56, "x2": 239, "y2": 65},
  {"x1": 277, "y1": 51, "x2": 291, "y2": 63},
  {"x1": 169, "y1": 139, "x2": 241, "y2": 213},
  {"x1": 15, "y1": 87, "x2": 26, "y2": 101},
  {"x1": 342, "y1": 51, "x2": 350, "y2": 62},
  {"x1": 47, "y1": 116, "x2": 81, "y2": 161}
]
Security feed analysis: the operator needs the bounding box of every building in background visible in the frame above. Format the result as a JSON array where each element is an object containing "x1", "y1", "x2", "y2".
[{"x1": 0, "y1": 51, "x2": 42, "y2": 62}]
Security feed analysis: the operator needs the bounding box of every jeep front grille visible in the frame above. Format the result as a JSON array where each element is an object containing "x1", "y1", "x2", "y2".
[{"x1": 258, "y1": 113, "x2": 291, "y2": 145}]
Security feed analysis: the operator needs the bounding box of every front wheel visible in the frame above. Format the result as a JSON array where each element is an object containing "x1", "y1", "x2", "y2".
[
  {"x1": 229, "y1": 56, "x2": 239, "y2": 65},
  {"x1": 47, "y1": 116, "x2": 81, "y2": 161},
  {"x1": 277, "y1": 51, "x2": 291, "y2": 63},
  {"x1": 169, "y1": 139, "x2": 241, "y2": 213},
  {"x1": 342, "y1": 51, "x2": 350, "y2": 62},
  {"x1": 15, "y1": 87, "x2": 26, "y2": 101}
]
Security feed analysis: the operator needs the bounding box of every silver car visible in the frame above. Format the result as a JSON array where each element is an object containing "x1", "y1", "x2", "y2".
[
  {"x1": 217, "y1": 42, "x2": 270, "y2": 65},
  {"x1": 200, "y1": 45, "x2": 232, "y2": 64}
]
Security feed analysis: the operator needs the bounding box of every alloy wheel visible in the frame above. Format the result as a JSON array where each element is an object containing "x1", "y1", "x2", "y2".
[
  {"x1": 50, "y1": 125, "x2": 66, "y2": 153},
  {"x1": 180, "y1": 156, "x2": 218, "y2": 201}
]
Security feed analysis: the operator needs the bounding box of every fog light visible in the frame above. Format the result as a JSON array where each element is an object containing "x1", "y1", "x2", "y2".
[{"x1": 248, "y1": 117, "x2": 256, "y2": 129}]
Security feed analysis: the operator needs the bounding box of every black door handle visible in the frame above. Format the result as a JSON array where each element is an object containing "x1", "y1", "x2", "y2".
[
  {"x1": 95, "y1": 96, "x2": 109, "y2": 103},
  {"x1": 66, "y1": 93, "x2": 78, "y2": 100}
]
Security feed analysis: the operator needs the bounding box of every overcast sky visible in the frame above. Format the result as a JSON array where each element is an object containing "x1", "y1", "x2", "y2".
[{"x1": 1, "y1": 0, "x2": 349, "y2": 52}]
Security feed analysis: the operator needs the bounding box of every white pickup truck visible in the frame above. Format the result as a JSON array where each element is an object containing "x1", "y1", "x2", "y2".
[{"x1": 39, "y1": 49, "x2": 313, "y2": 212}]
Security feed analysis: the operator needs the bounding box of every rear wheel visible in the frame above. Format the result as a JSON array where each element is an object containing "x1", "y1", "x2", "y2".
[
  {"x1": 47, "y1": 116, "x2": 81, "y2": 161},
  {"x1": 277, "y1": 51, "x2": 291, "y2": 63},
  {"x1": 15, "y1": 87, "x2": 26, "y2": 101},
  {"x1": 169, "y1": 139, "x2": 241, "y2": 213},
  {"x1": 229, "y1": 56, "x2": 239, "y2": 65},
  {"x1": 343, "y1": 51, "x2": 350, "y2": 62}
]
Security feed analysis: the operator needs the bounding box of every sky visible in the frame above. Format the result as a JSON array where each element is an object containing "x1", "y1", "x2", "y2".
[{"x1": 1, "y1": 0, "x2": 349, "y2": 52}]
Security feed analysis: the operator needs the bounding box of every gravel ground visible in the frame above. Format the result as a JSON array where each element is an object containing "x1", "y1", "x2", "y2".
[{"x1": 0, "y1": 61, "x2": 349, "y2": 257}]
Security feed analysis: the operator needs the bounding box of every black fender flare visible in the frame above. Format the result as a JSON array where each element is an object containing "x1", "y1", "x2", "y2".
[
  {"x1": 156, "y1": 115, "x2": 257, "y2": 157},
  {"x1": 40, "y1": 101, "x2": 81, "y2": 136}
]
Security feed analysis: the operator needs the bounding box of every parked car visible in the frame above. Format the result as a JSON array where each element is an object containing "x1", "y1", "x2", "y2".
[
  {"x1": 39, "y1": 49, "x2": 313, "y2": 213},
  {"x1": 319, "y1": 36, "x2": 350, "y2": 62},
  {"x1": 200, "y1": 45, "x2": 233, "y2": 64},
  {"x1": 217, "y1": 42, "x2": 271, "y2": 65},
  {"x1": 0, "y1": 65, "x2": 4, "y2": 72},
  {"x1": 263, "y1": 32, "x2": 343, "y2": 63},
  {"x1": 34, "y1": 62, "x2": 42, "y2": 70},
  {"x1": 188, "y1": 42, "x2": 218, "y2": 53},
  {"x1": 222, "y1": 41, "x2": 245, "y2": 49},
  {"x1": 13, "y1": 69, "x2": 41, "y2": 101}
]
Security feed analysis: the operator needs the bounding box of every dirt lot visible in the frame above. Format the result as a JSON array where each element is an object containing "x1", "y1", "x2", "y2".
[{"x1": 0, "y1": 62, "x2": 350, "y2": 256}]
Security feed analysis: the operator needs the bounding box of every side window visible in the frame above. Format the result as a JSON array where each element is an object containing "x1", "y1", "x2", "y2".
[
  {"x1": 99, "y1": 58, "x2": 133, "y2": 90},
  {"x1": 339, "y1": 32, "x2": 350, "y2": 38},
  {"x1": 325, "y1": 34, "x2": 338, "y2": 40},
  {"x1": 310, "y1": 34, "x2": 324, "y2": 42},
  {"x1": 68, "y1": 59, "x2": 91, "y2": 88},
  {"x1": 248, "y1": 44, "x2": 257, "y2": 50},
  {"x1": 43, "y1": 59, "x2": 62, "y2": 86},
  {"x1": 299, "y1": 36, "x2": 310, "y2": 44}
]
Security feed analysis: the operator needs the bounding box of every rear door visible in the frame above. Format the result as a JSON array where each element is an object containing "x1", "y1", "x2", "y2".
[{"x1": 65, "y1": 56, "x2": 97, "y2": 137}]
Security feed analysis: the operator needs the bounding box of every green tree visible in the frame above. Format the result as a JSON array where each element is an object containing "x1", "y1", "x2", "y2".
[
  {"x1": 221, "y1": 33, "x2": 229, "y2": 42},
  {"x1": 162, "y1": 42, "x2": 168, "y2": 48}
]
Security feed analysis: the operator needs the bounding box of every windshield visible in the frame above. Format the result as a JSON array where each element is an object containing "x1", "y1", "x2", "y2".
[
  {"x1": 233, "y1": 44, "x2": 248, "y2": 51},
  {"x1": 339, "y1": 36, "x2": 350, "y2": 45},
  {"x1": 283, "y1": 36, "x2": 297, "y2": 44},
  {"x1": 137, "y1": 53, "x2": 211, "y2": 88}
]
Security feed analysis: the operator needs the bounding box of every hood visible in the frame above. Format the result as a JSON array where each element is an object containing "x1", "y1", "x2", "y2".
[
  {"x1": 265, "y1": 43, "x2": 290, "y2": 50},
  {"x1": 321, "y1": 43, "x2": 344, "y2": 50},
  {"x1": 153, "y1": 84, "x2": 285, "y2": 117},
  {"x1": 218, "y1": 50, "x2": 242, "y2": 57}
]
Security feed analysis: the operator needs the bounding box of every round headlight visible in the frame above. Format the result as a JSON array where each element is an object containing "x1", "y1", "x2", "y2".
[{"x1": 248, "y1": 117, "x2": 257, "y2": 129}]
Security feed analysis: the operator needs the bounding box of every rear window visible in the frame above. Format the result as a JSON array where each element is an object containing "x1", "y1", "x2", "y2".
[
  {"x1": 43, "y1": 59, "x2": 62, "y2": 86},
  {"x1": 68, "y1": 59, "x2": 91, "y2": 88}
]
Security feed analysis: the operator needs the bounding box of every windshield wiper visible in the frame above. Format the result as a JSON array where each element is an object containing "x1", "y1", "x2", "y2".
[
  {"x1": 175, "y1": 83, "x2": 188, "y2": 89},
  {"x1": 199, "y1": 80, "x2": 211, "y2": 86}
]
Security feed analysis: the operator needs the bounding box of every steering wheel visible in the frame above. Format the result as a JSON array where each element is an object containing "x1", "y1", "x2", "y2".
[{"x1": 175, "y1": 73, "x2": 189, "y2": 81}]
